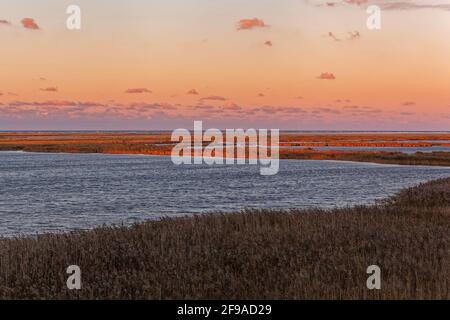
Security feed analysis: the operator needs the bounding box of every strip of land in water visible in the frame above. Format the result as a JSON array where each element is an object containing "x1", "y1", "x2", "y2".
[
  {"x1": 1, "y1": 132, "x2": 450, "y2": 166},
  {"x1": 0, "y1": 177, "x2": 449, "y2": 299}
]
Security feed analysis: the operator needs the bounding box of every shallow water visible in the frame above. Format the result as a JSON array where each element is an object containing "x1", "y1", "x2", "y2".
[{"x1": 0, "y1": 151, "x2": 449, "y2": 236}]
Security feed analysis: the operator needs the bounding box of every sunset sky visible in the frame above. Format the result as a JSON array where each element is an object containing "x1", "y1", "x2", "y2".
[{"x1": 0, "y1": 0, "x2": 449, "y2": 130}]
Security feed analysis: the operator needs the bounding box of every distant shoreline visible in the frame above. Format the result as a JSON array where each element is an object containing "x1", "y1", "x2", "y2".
[
  {"x1": 1, "y1": 130, "x2": 450, "y2": 133},
  {"x1": 1, "y1": 131, "x2": 450, "y2": 167}
]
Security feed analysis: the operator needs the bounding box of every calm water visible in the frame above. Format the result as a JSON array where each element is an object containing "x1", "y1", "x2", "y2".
[{"x1": 1, "y1": 151, "x2": 449, "y2": 236}]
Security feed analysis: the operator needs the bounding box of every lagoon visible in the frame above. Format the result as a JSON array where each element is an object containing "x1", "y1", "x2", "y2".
[{"x1": 0, "y1": 151, "x2": 449, "y2": 236}]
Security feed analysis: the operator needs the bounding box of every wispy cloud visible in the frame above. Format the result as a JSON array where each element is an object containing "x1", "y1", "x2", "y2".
[
  {"x1": 380, "y1": 1, "x2": 450, "y2": 11},
  {"x1": 40, "y1": 87, "x2": 58, "y2": 92},
  {"x1": 311, "y1": 0, "x2": 450, "y2": 11},
  {"x1": 125, "y1": 88, "x2": 152, "y2": 94},
  {"x1": 344, "y1": 0, "x2": 369, "y2": 5},
  {"x1": 200, "y1": 95, "x2": 228, "y2": 101},
  {"x1": 326, "y1": 31, "x2": 361, "y2": 41}
]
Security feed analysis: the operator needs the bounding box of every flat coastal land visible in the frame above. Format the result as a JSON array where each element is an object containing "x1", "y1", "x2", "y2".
[
  {"x1": 0, "y1": 178, "x2": 449, "y2": 299},
  {"x1": 1, "y1": 132, "x2": 449, "y2": 299},
  {"x1": 1, "y1": 131, "x2": 450, "y2": 166}
]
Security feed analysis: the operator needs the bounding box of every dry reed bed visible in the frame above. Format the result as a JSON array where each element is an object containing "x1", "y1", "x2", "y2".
[{"x1": 0, "y1": 178, "x2": 450, "y2": 299}]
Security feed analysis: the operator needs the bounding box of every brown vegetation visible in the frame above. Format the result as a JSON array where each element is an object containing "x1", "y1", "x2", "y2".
[{"x1": 0, "y1": 178, "x2": 449, "y2": 299}]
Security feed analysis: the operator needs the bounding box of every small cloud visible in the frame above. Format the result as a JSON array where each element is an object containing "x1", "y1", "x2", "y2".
[
  {"x1": 400, "y1": 112, "x2": 415, "y2": 116},
  {"x1": 258, "y1": 93, "x2": 265, "y2": 97},
  {"x1": 327, "y1": 32, "x2": 341, "y2": 41},
  {"x1": 342, "y1": 105, "x2": 382, "y2": 115},
  {"x1": 40, "y1": 87, "x2": 58, "y2": 92},
  {"x1": 187, "y1": 89, "x2": 199, "y2": 95},
  {"x1": 200, "y1": 95, "x2": 227, "y2": 101},
  {"x1": 237, "y1": 18, "x2": 268, "y2": 31},
  {"x1": 312, "y1": 107, "x2": 341, "y2": 115},
  {"x1": 125, "y1": 88, "x2": 152, "y2": 94},
  {"x1": 222, "y1": 103, "x2": 242, "y2": 111},
  {"x1": 259, "y1": 106, "x2": 279, "y2": 114},
  {"x1": 280, "y1": 107, "x2": 306, "y2": 114},
  {"x1": 318, "y1": 72, "x2": 336, "y2": 80},
  {"x1": 21, "y1": 18, "x2": 40, "y2": 30},
  {"x1": 264, "y1": 40, "x2": 273, "y2": 47},
  {"x1": 294, "y1": 96, "x2": 303, "y2": 100},
  {"x1": 348, "y1": 31, "x2": 361, "y2": 40},
  {"x1": 0, "y1": 19, "x2": 11, "y2": 25},
  {"x1": 403, "y1": 101, "x2": 416, "y2": 106},
  {"x1": 327, "y1": 31, "x2": 360, "y2": 41}
]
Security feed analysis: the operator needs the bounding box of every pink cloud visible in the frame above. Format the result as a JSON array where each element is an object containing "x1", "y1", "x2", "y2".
[
  {"x1": 318, "y1": 72, "x2": 336, "y2": 80},
  {"x1": 125, "y1": 88, "x2": 152, "y2": 94},
  {"x1": 264, "y1": 40, "x2": 273, "y2": 47},
  {"x1": 200, "y1": 96, "x2": 228, "y2": 101},
  {"x1": 21, "y1": 18, "x2": 40, "y2": 30},
  {"x1": 40, "y1": 87, "x2": 58, "y2": 92},
  {"x1": 0, "y1": 19, "x2": 11, "y2": 25},
  {"x1": 237, "y1": 18, "x2": 268, "y2": 30},
  {"x1": 187, "y1": 89, "x2": 199, "y2": 95}
]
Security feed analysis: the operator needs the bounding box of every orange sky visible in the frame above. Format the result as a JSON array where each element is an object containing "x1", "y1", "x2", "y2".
[{"x1": 0, "y1": 0, "x2": 449, "y2": 130}]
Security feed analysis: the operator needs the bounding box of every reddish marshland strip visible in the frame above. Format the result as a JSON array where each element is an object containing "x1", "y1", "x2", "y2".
[{"x1": 1, "y1": 132, "x2": 450, "y2": 167}]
